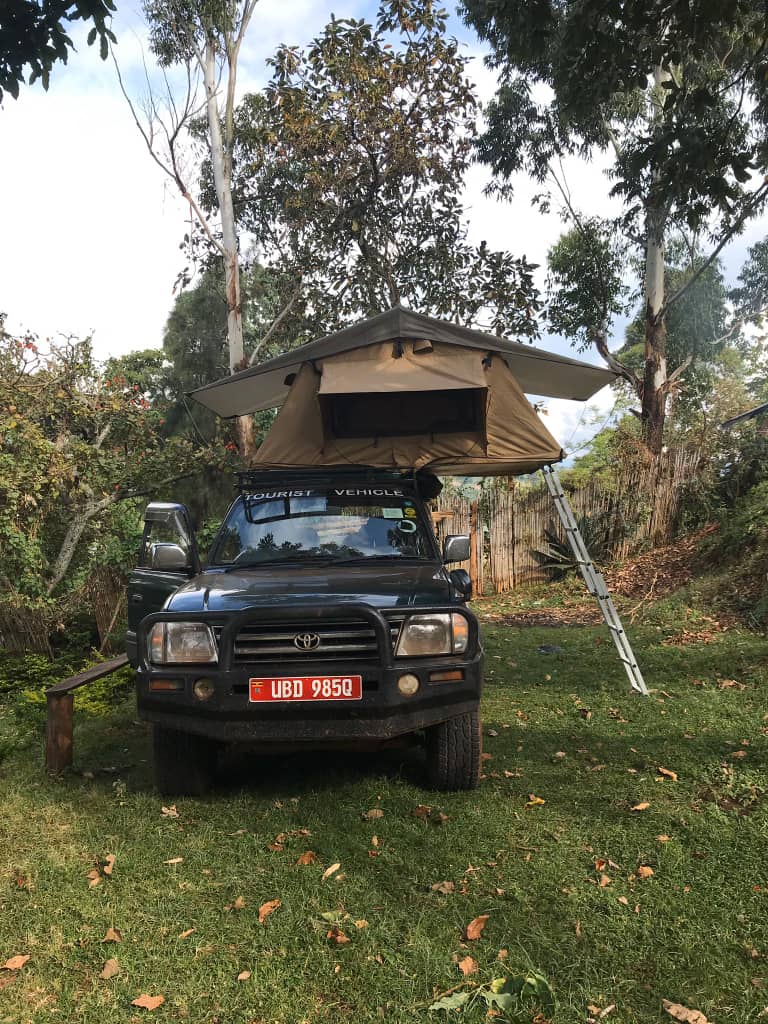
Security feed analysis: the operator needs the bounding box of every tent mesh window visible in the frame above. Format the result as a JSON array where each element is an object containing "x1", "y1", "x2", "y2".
[{"x1": 321, "y1": 388, "x2": 487, "y2": 439}]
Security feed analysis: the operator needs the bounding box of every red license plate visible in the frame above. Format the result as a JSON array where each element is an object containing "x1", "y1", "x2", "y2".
[{"x1": 248, "y1": 675, "x2": 363, "y2": 703}]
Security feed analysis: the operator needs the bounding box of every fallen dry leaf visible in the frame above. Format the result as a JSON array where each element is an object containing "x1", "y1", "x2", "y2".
[
  {"x1": 458, "y1": 956, "x2": 478, "y2": 976},
  {"x1": 413, "y1": 804, "x2": 431, "y2": 819},
  {"x1": 296, "y1": 850, "x2": 317, "y2": 865},
  {"x1": 103, "y1": 854, "x2": 116, "y2": 876},
  {"x1": 87, "y1": 869, "x2": 102, "y2": 889},
  {"x1": 327, "y1": 927, "x2": 350, "y2": 944},
  {"x1": 237, "y1": 970, "x2": 251, "y2": 982},
  {"x1": 631, "y1": 802, "x2": 650, "y2": 812},
  {"x1": 362, "y1": 808, "x2": 384, "y2": 820},
  {"x1": 178, "y1": 928, "x2": 195, "y2": 940},
  {"x1": 322, "y1": 862, "x2": 341, "y2": 880},
  {"x1": 526, "y1": 794, "x2": 546, "y2": 809},
  {"x1": 163, "y1": 857, "x2": 183, "y2": 866},
  {"x1": 637, "y1": 865, "x2": 655, "y2": 879},
  {"x1": 258, "y1": 899, "x2": 281, "y2": 924},
  {"x1": 662, "y1": 999, "x2": 710, "y2": 1023},
  {"x1": 355, "y1": 919, "x2": 368, "y2": 929},
  {"x1": 102, "y1": 927, "x2": 123, "y2": 943},
  {"x1": 225, "y1": 895, "x2": 246, "y2": 912},
  {"x1": 100, "y1": 959, "x2": 120, "y2": 980},
  {"x1": 432, "y1": 881, "x2": 455, "y2": 895},
  {"x1": 658, "y1": 767, "x2": 678, "y2": 782},
  {"x1": 161, "y1": 804, "x2": 179, "y2": 818},
  {"x1": 599, "y1": 874, "x2": 612, "y2": 888},
  {"x1": 498, "y1": 948, "x2": 509, "y2": 960},
  {"x1": 131, "y1": 994, "x2": 165, "y2": 1011},
  {"x1": 657, "y1": 835, "x2": 671, "y2": 843},
  {"x1": 731, "y1": 750, "x2": 748, "y2": 759},
  {"x1": 2, "y1": 955, "x2": 30, "y2": 971},
  {"x1": 617, "y1": 896, "x2": 629, "y2": 907},
  {"x1": 464, "y1": 914, "x2": 490, "y2": 941}
]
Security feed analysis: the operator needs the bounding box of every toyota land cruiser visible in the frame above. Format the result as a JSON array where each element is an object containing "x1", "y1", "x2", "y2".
[{"x1": 126, "y1": 468, "x2": 483, "y2": 795}]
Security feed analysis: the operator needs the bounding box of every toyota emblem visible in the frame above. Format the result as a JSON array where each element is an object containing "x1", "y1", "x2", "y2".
[{"x1": 293, "y1": 631, "x2": 321, "y2": 651}]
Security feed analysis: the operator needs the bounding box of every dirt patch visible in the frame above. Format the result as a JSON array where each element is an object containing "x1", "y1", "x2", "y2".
[
  {"x1": 481, "y1": 607, "x2": 601, "y2": 627},
  {"x1": 604, "y1": 525, "x2": 718, "y2": 601}
]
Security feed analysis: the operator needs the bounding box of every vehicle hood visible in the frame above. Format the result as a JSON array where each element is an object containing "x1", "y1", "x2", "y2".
[{"x1": 165, "y1": 562, "x2": 453, "y2": 613}]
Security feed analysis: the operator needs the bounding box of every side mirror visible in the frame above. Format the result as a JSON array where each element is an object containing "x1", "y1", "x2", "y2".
[
  {"x1": 443, "y1": 534, "x2": 470, "y2": 563},
  {"x1": 449, "y1": 568, "x2": 472, "y2": 601},
  {"x1": 150, "y1": 542, "x2": 190, "y2": 573},
  {"x1": 139, "y1": 501, "x2": 201, "y2": 574}
]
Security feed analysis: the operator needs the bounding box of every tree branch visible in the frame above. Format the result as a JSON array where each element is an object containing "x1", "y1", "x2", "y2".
[
  {"x1": 112, "y1": 47, "x2": 226, "y2": 257},
  {"x1": 249, "y1": 283, "x2": 302, "y2": 364},
  {"x1": 663, "y1": 181, "x2": 768, "y2": 313}
]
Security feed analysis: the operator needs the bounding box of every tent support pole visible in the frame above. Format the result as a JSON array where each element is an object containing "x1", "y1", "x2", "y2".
[{"x1": 541, "y1": 465, "x2": 649, "y2": 696}]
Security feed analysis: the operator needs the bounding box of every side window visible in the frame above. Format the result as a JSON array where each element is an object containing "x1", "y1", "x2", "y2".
[{"x1": 138, "y1": 512, "x2": 193, "y2": 571}]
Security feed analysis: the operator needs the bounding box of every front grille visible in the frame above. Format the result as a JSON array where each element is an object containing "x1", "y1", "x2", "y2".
[{"x1": 214, "y1": 616, "x2": 404, "y2": 663}]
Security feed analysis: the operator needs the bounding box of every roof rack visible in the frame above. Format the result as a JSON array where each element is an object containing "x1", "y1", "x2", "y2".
[{"x1": 235, "y1": 466, "x2": 419, "y2": 494}]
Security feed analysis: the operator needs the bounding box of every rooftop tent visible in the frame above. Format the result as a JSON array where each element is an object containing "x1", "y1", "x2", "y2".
[{"x1": 189, "y1": 306, "x2": 616, "y2": 477}]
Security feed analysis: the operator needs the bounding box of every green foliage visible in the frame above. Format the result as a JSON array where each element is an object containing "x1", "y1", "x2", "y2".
[
  {"x1": 217, "y1": 0, "x2": 541, "y2": 348},
  {"x1": 429, "y1": 971, "x2": 555, "y2": 1017},
  {"x1": 0, "y1": 0, "x2": 116, "y2": 99},
  {"x1": 462, "y1": 0, "x2": 768, "y2": 233},
  {"x1": 462, "y1": 0, "x2": 768, "y2": 450},
  {"x1": 0, "y1": 316, "x2": 214, "y2": 644},
  {"x1": 546, "y1": 219, "x2": 630, "y2": 354},
  {"x1": 531, "y1": 511, "x2": 621, "y2": 579}
]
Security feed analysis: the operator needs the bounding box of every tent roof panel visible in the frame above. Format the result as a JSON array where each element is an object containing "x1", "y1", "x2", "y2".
[{"x1": 189, "y1": 306, "x2": 616, "y2": 416}]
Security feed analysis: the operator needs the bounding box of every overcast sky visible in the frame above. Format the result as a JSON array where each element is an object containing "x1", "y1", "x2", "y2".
[{"x1": 1, "y1": 0, "x2": 766, "y2": 452}]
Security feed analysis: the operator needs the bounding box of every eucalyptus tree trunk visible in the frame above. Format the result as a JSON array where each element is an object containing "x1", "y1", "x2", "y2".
[
  {"x1": 642, "y1": 199, "x2": 668, "y2": 456},
  {"x1": 202, "y1": 35, "x2": 256, "y2": 462},
  {"x1": 640, "y1": 65, "x2": 672, "y2": 457}
]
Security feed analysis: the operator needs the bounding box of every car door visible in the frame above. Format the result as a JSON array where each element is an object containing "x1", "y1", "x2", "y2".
[{"x1": 126, "y1": 502, "x2": 201, "y2": 666}]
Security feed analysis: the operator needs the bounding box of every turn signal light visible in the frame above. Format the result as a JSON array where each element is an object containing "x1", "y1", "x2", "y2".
[
  {"x1": 428, "y1": 669, "x2": 464, "y2": 683},
  {"x1": 148, "y1": 678, "x2": 184, "y2": 692}
]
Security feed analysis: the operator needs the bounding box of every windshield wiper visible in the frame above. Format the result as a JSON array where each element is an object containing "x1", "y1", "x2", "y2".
[
  {"x1": 217, "y1": 555, "x2": 340, "y2": 571},
  {"x1": 328, "y1": 554, "x2": 430, "y2": 564}
]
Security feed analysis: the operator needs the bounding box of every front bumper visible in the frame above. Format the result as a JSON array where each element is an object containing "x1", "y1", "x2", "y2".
[{"x1": 135, "y1": 603, "x2": 483, "y2": 743}]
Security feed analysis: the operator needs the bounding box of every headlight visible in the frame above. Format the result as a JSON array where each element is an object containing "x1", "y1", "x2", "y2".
[
  {"x1": 148, "y1": 622, "x2": 218, "y2": 664},
  {"x1": 395, "y1": 613, "x2": 469, "y2": 657}
]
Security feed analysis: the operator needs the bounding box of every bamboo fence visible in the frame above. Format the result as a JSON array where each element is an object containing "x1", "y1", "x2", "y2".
[{"x1": 435, "y1": 447, "x2": 702, "y2": 594}]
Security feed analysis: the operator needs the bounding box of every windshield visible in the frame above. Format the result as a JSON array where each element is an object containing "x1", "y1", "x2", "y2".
[{"x1": 211, "y1": 486, "x2": 435, "y2": 566}]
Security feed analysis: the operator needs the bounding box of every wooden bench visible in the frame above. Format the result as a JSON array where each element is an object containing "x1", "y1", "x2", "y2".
[{"x1": 45, "y1": 654, "x2": 129, "y2": 772}]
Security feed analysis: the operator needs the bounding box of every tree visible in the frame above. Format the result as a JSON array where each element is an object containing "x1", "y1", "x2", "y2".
[
  {"x1": 218, "y1": 0, "x2": 540, "y2": 353},
  {"x1": 0, "y1": 317, "x2": 211, "y2": 648},
  {"x1": 0, "y1": 0, "x2": 116, "y2": 99},
  {"x1": 461, "y1": 0, "x2": 768, "y2": 454},
  {"x1": 116, "y1": 0, "x2": 260, "y2": 460}
]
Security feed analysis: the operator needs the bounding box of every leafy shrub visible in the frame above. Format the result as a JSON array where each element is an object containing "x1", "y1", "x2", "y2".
[{"x1": 531, "y1": 511, "x2": 622, "y2": 579}]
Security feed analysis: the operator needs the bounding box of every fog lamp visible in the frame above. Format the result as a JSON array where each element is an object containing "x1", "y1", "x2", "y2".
[
  {"x1": 397, "y1": 673, "x2": 420, "y2": 697},
  {"x1": 193, "y1": 677, "x2": 216, "y2": 701}
]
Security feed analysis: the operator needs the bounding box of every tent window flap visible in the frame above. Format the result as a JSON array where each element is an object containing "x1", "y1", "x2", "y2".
[{"x1": 321, "y1": 387, "x2": 487, "y2": 439}]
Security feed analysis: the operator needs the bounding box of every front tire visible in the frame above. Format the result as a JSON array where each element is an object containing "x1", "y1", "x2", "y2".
[
  {"x1": 425, "y1": 710, "x2": 481, "y2": 791},
  {"x1": 152, "y1": 725, "x2": 218, "y2": 797}
]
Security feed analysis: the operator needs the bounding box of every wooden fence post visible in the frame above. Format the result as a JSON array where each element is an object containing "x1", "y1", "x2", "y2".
[
  {"x1": 469, "y1": 499, "x2": 480, "y2": 594},
  {"x1": 46, "y1": 692, "x2": 74, "y2": 773}
]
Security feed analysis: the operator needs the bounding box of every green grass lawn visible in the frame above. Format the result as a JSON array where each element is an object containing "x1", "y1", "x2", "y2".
[{"x1": 1, "y1": 599, "x2": 767, "y2": 1024}]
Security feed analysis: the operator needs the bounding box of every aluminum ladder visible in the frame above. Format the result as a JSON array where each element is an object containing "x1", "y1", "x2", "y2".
[{"x1": 541, "y1": 465, "x2": 649, "y2": 696}]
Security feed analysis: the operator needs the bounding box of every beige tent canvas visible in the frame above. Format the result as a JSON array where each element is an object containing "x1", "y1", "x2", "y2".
[{"x1": 189, "y1": 306, "x2": 616, "y2": 477}]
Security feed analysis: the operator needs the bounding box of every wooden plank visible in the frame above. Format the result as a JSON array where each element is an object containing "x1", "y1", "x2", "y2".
[
  {"x1": 45, "y1": 654, "x2": 128, "y2": 696},
  {"x1": 46, "y1": 692, "x2": 74, "y2": 772}
]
